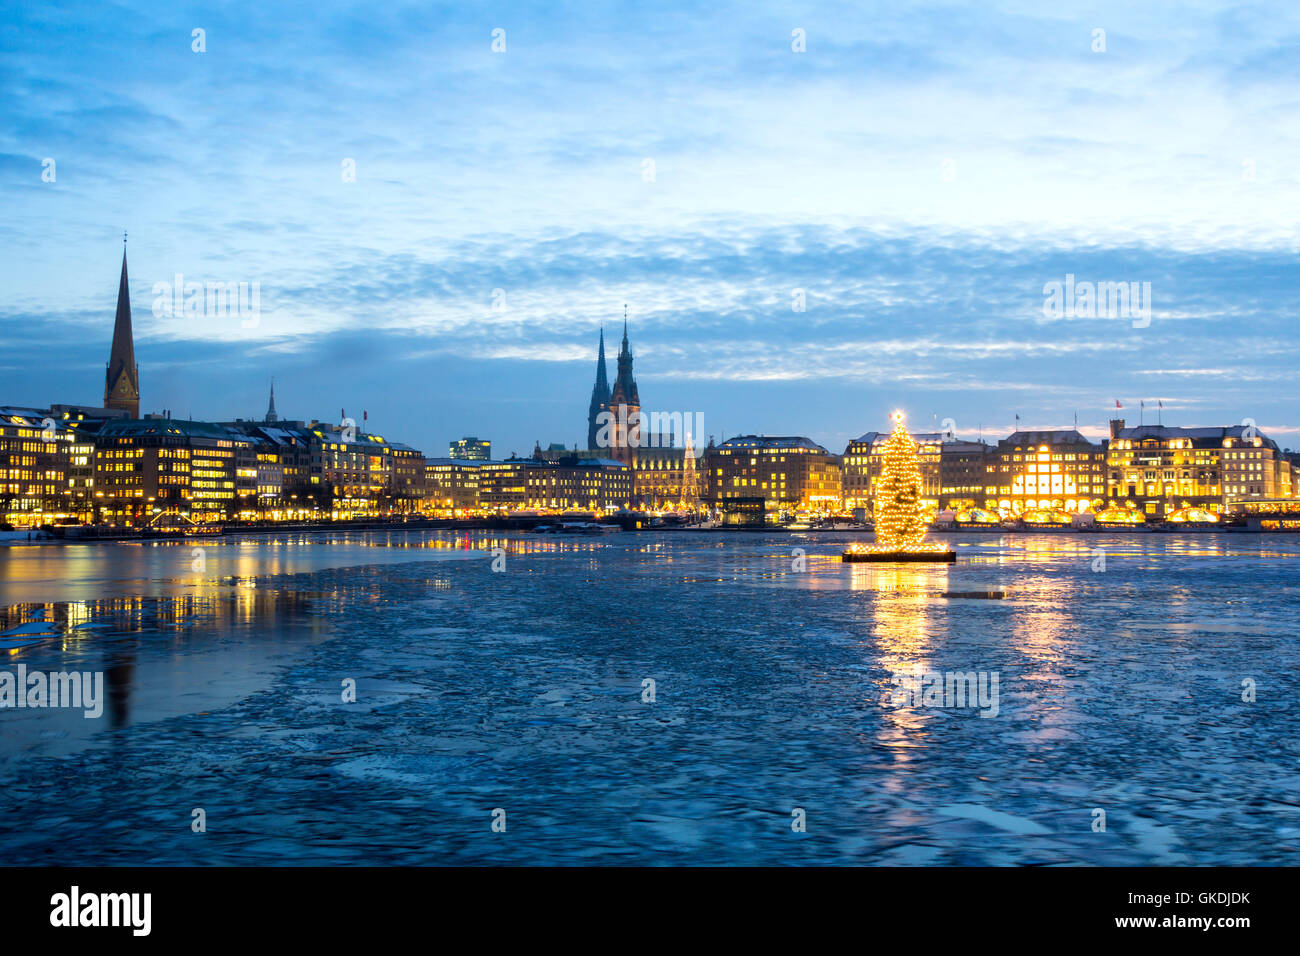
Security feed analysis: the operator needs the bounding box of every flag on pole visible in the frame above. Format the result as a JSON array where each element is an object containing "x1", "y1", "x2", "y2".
[{"x1": 1115, "y1": 400, "x2": 1122, "y2": 409}]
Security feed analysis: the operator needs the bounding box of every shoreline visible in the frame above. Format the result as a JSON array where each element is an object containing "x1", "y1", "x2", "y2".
[{"x1": 2, "y1": 521, "x2": 1287, "y2": 547}]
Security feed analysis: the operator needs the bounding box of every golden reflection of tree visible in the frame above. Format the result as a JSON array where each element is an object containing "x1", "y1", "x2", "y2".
[{"x1": 858, "y1": 564, "x2": 951, "y2": 760}]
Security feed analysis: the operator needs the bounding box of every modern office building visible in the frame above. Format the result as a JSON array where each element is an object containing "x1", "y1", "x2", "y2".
[
  {"x1": 477, "y1": 460, "x2": 529, "y2": 511},
  {"x1": 0, "y1": 408, "x2": 89, "y2": 525},
  {"x1": 449, "y1": 437, "x2": 491, "y2": 461}
]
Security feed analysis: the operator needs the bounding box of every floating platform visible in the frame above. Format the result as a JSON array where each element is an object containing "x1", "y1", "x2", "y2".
[{"x1": 842, "y1": 550, "x2": 956, "y2": 563}]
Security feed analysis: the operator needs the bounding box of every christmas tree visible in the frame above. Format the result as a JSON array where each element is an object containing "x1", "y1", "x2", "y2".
[
  {"x1": 873, "y1": 413, "x2": 929, "y2": 550},
  {"x1": 844, "y1": 411, "x2": 954, "y2": 562}
]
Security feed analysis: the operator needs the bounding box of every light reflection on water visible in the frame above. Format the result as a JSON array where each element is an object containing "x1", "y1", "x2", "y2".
[
  {"x1": 1, "y1": 529, "x2": 1298, "y2": 864},
  {"x1": 0, "y1": 530, "x2": 611, "y2": 605},
  {"x1": 0, "y1": 590, "x2": 334, "y2": 768}
]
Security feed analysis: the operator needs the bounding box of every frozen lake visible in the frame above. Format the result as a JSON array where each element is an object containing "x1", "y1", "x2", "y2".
[{"x1": 1, "y1": 530, "x2": 1297, "y2": 864}]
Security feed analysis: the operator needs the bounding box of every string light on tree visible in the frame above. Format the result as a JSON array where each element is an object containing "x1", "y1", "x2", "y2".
[{"x1": 843, "y1": 411, "x2": 955, "y2": 563}]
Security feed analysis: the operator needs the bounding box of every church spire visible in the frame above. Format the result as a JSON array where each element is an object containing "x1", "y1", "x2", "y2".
[
  {"x1": 104, "y1": 238, "x2": 140, "y2": 418},
  {"x1": 595, "y1": 327, "x2": 609, "y2": 391},
  {"x1": 605, "y1": 304, "x2": 641, "y2": 466},
  {"x1": 586, "y1": 326, "x2": 611, "y2": 450},
  {"x1": 265, "y1": 379, "x2": 278, "y2": 422},
  {"x1": 611, "y1": 305, "x2": 639, "y2": 407}
]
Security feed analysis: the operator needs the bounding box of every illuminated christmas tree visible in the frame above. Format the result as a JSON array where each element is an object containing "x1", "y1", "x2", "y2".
[
  {"x1": 873, "y1": 413, "x2": 929, "y2": 549},
  {"x1": 843, "y1": 411, "x2": 955, "y2": 562}
]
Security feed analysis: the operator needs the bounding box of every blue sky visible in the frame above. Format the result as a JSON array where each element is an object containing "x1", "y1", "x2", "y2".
[{"x1": 3, "y1": 1, "x2": 1299, "y2": 457}]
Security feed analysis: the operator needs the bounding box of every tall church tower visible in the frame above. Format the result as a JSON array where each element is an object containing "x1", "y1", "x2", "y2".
[
  {"x1": 104, "y1": 239, "x2": 140, "y2": 418},
  {"x1": 265, "y1": 380, "x2": 279, "y2": 422},
  {"x1": 606, "y1": 308, "x2": 641, "y2": 467},
  {"x1": 586, "y1": 328, "x2": 610, "y2": 450}
]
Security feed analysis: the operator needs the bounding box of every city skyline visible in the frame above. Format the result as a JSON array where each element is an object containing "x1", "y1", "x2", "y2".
[
  {"x1": 6, "y1": 240, "x2": 1300, "y2": 460},
  {"x1": 3, "y1": 0, "x2": 1298, "y2": 897},
  {"x1": 4, "y1": 2, "x2": 1300, "y2": 457}
]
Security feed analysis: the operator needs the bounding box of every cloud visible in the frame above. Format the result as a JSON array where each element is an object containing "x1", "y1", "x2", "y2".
[{"x1": 3, "y1": 1, "x2": 1300, "y2": 454}]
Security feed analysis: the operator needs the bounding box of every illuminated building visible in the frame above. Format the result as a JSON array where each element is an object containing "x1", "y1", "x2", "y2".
[
  {"x1": 476, "y1": 456, "x2": 633, "y2": 513},
  {"x1": 0, "y1": 408, "x2": 83, "y2": 526},
  {"x1": 389, "y1": 443, "x2": 427, "y2": 513},
  {"x1": 227, "y1": 414, "x2": 426, "y2": 518},
  {"x1": 705, "y1": 435, "x2": 841, "y2": 520},
  {"x1": 523, "y1": 457, "x2": 633, "y2": 511},
  {"x1": 1105, "y1": 420, "x2": 1288, "y2": 516},
  {"x1": 938, "y1": 440, "x2": 994, "y2": 510},
  {"x1": 631, "y1": 446, "x2": 692, "y2": 509},
  {"x1": 93, "y1": 418, "x2": 238, "y2": 525},
  {"x1": 424, "y1": 459, "x2": 484, "y2": 511},
  {"x1": 304, "y1": 423, "x2": 402, "y2": 518},
  {"x1": 985, "y1": 429, "x2": 1106, "y2": 516},
  {"x1": 449, "y1": 437, "x2": 491, "y2": 461},
  {"x1": 478, "y1": 460, "x2": 529, "y2": 511},
  {"x1": 224, "y1": 421, "x2": 327, "y2": 518},
  {"x1": 231, "y1": 434, "x2": 259, "y2": 518}
]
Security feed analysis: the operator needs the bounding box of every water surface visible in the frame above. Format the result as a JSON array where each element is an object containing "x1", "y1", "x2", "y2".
[{"x1": 1, "y1": 530, "x2": 1296, "y2": 865}]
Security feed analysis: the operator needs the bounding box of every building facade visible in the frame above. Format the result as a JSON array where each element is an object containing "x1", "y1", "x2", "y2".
[
  {"x1": 0, "y1": 408, "x2": 92, "y2": 525},
  {"x1": 1106, "y1": 420, "x2": 1288, "y2": 516},
  {"x1": 938, "y1": 440, "x2": 994, "y2": 510},
  {"x1": 424, "y1": 459, "x2": 484, "y2": 512},
  {"x1": 523, "y1": 457, "x2": 633, "y2": 511},
  {"x1": 449, "y1": 437, "x2": 491, "y2": 461},
  {"x1": 93, "y1": 418, "x2": 239, "y2": 525},
  {"x1": 705, "y1": 435, "x2": 841, "y2": 518},
  {"x1": 984, "y1": 429, "x2": 1107, "y2": 515}
]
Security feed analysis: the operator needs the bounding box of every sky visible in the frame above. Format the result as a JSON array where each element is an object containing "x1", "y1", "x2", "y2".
[{"x1": 2, "y1": 0, "x2": 1299, "y2": 458}]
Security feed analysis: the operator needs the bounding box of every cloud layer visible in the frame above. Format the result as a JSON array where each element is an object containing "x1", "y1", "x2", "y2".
[{"x1": 3, "y1": 1, "x2": 1299, "y2": 455}]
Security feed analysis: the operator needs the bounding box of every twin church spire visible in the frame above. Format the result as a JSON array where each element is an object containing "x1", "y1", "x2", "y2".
[{"x1": 586, "y1": 305, "x2": 640, "y2": 464}]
